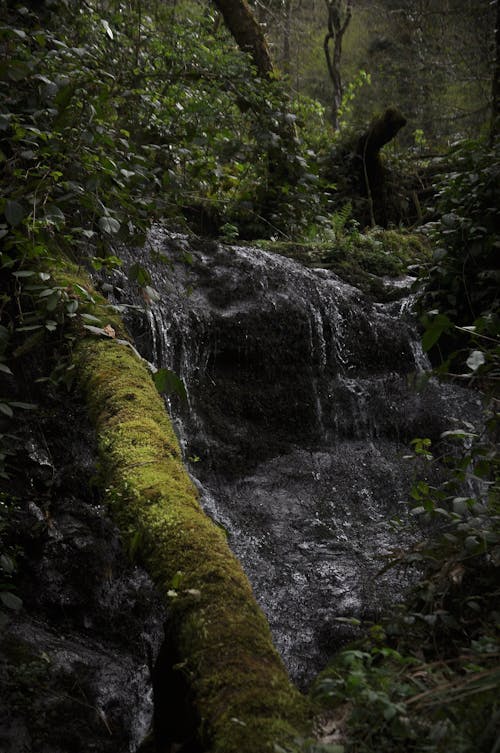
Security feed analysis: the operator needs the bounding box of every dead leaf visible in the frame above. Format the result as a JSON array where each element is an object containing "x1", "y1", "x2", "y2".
[{"x1": 103, "y1": 324, "x2": 116, "y2": 338}]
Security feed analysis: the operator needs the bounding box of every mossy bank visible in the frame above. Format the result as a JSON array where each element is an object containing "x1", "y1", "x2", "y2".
[{"x1": 256, "y1": 229, "x2": 430, "y2": 301}]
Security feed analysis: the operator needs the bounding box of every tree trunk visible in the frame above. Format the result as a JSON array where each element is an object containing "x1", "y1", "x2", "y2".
[
  {"x1": 212, "y1": 0, "x2": 274, "y2": 79},
  {"x1": 324, "y1": 0, "x2": 352, "y2": 130},
  {"x1": 283, "y1": 0, "x2": 292, "y2": 77},
  {"x1": 212, "y1": 0, "x2": 302, "y2": 228},
  {"x1": 355, "y1": 107, "x2": 407, "y2": 226},
  {"x1": 491, "y1": 0, "x2": 500, "y2": 141}
]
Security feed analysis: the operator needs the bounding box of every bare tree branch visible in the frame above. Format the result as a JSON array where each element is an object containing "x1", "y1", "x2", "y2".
[{"x1": 323, "y1": 0, "x2": 352, "y2": 129}]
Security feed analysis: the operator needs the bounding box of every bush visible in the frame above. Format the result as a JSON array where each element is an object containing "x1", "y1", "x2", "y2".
[{"x1": 417, "y1": 138, "x2": 500, "y2": 367}]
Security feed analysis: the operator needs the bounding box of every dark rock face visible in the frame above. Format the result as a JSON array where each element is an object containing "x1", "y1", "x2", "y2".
[
  {"x1": 109, "y1": 229, "x2": 481, "y2": 686},
  {"x1": 0, "y1": 391, "x2": 165, "y2": 753}
]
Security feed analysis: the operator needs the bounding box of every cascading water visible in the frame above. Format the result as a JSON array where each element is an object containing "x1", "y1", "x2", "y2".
[{"x1": 108, "y1": 226, "x2": 481, "y2": 686}]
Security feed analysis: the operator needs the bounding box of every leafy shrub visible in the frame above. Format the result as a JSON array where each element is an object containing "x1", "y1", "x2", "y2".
[
  {"x1": 417, "y1": 138, "x2": 500, "y2": 367},
  {"x1": 312, "y1": 638, "x2": 499, "y2": 753},
  {"x1": 0, "y1": 0, "x2": 333, "y2": 473}
]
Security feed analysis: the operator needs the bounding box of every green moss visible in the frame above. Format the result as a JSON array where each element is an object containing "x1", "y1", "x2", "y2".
[
  {"x1": 72, "y1": 292, "x2": 310, "y2": 751},
  {"x1": 256, "y1": 229, "x2": 430, "y2": 300}
]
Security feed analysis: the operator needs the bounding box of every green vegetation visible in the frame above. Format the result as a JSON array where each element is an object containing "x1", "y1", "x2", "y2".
[
  {"x1": 417, "y1": 138, "x2": 500, "y2": 368},
  {"x1": 0, "y1": 0, "x2": 325, "y2": 320},
  {"x1": 257, "y1": 224, "x2": 429, "y2": 299},
  {"x1": 0, "y1": 0, "x2": 324, "y2": 466}
]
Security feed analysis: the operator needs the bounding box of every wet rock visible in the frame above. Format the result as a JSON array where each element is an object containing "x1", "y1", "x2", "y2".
[
  {"x1": 0, "y1": 392, "x2": 166, "y2": 753},
  {"x1": 107, "y1": 228, "x2": 482, "y2": 686}
]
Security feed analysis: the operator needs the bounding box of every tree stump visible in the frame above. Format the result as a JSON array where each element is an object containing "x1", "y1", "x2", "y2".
[{"x1": 355, "y1": 107, "x2": 407, "y2": 226}]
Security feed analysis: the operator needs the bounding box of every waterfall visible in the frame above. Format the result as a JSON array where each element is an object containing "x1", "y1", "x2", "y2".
[{"x1": 109, "y1": 227, "x2": 481, "y2": 686}]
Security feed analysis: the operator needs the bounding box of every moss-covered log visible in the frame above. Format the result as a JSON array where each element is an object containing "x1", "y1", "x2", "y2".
[{"x1": 70, "y1": 274, "x2": 309, "y2": 752}]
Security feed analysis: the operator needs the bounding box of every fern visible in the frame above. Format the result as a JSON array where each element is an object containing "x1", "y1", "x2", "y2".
[{"x1": 332, "y1": 202, "x2": 353, "y2": 239}]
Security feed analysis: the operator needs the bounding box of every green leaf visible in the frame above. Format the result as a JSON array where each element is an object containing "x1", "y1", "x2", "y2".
[
  {"x1": 0, "y1": 403, "x2": 13, "y2": 418},
  {"x1": 7, "y1": 61, "x2": 30, "y2": 82},
  {"x1": 441, "y1": 429, "x2": 477, "y2": 439},
  {"x1": 0, "y1": 364, "x2": 13, "y2": 375},
  {"x1": 421, "y1": 327, "x2": 440, "y2": 352},
  {"x1": 45, "y1": 293, "x2": 60, "y2": 311},
  {"x1": 421, "y1": 314, "x2": 451, "y2": 351},
  {"x1": 153, "y1": 368, "x2": 187, "y2": 401},
  {"x1": 129, "y1": 263, "x2": 152, "y2": 287},
  {"x1": 81, "y1": 313, "x2": 101, "y2": 323},
  {"x1": 9, "y1": 402, "x2": 36, "y2": 410},
  {"x1": 452, "y1": 497, "x2": 469, "y2": 515},
  {"x1": 0, "y1": 555, "x2": 14, "y2": 573},
  {"x1": 5, "y1": 200, "x2": 24, "y2": 227},
  {"x1": 0, "y1": 591, "x2": 22, "y2": 611},
  {"x1": 55, "y1": 82, "x2": 76, "y2": 111},
  {"x1": 383, "y1": 705, "x2": 398, "y2": 721},
  {"x1": 334, "y1": 616, "x2": 361, "y2": 626},
  {"x1": 43, "y1": 205, "x2": 66, "y2": 226},
  {"x1": 171, "y1": 570, "x2": 184, "y2": 589},
  {"x1": 465, "y1": 536, "x2": 479, "y2": 551},
  {"x1": 99, "y1": 216, "x2": 121, "y2": 234},
  {"x1": 39, "y1": 287, "x2": 60, "y2": 298},
  {"x1": 73, "y1": 284, "x2": 95, "y2": 303},
  {"x1": 473, "y1": 459, "x2": 491, "y2": 478}
]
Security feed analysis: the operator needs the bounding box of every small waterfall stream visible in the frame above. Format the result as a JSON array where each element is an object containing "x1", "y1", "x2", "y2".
[{"x1": 109, "y1": 227, "x2": 481, "y2": 686}]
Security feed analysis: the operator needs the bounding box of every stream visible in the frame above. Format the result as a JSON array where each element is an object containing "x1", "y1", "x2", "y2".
[{"x1": 109, "y1": 227, "x2": 482, "y2": 686}]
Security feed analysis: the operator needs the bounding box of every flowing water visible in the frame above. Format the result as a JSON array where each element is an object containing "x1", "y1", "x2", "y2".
[{"x1": 109, "y1": 227, "x2": 481, "y2": 686}]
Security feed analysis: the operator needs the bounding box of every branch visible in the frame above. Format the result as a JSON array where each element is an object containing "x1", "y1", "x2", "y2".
[
  {"x1": 340, "y1": 1, "x2": 352, "y2": 35},
  {"x1": 323, "y1": 31, "x2": 336, "y2": 85}
]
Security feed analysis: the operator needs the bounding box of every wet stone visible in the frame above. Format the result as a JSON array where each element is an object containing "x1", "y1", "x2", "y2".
[
  {"x1": 106, "y1": 228, "x2": 482, "y2": 687},
  {"x1": 0, "y1": 391, "x2": 166, "y2": 753}
]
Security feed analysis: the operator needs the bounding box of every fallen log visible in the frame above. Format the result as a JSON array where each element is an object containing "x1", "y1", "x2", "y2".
[{"x1": 60, "y1": 266, "x2": 311, "y2": 753}]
